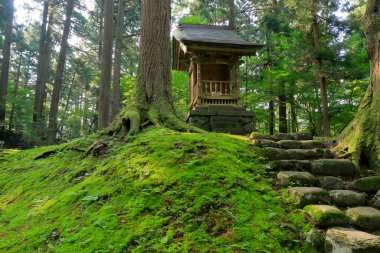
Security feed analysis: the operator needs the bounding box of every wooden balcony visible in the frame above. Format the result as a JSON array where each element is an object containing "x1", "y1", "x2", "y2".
[{"x1": 190, "y1": 80, "x2": 240, "y2": 109}]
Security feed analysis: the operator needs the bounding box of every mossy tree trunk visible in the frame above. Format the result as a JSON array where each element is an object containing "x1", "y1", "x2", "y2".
[
  {"x1": 108, "y1": 0, "x2": 201, "y2": 136},
  {"x1": 336, "y1": 0, "x2": 380, "y2": 173}
]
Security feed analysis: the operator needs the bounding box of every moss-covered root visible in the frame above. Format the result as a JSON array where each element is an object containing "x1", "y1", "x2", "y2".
[
  {"x1": 147, "y1": 100, "x2": 204, "y2": 133},
  {"x1": 104, "y1": 108, "x2": 141, "y2": 137}
]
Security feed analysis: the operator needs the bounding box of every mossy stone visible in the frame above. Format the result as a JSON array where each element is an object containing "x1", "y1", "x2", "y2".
[
  {"x1": 350, "y1": 176, "x2": 380, "y2": 194},
  {"x1": 286, "y1": 149, "x2": 318, "y2": 160},
  {"x1": 257, "y1": 148, "x2": 289, "y2": 160},
  {"x1": 311, "y1": 159, "x2": 357, "y2": 177},
  {"x1": 288, "y1": 187, "x2": 331, "y2": 208},
  {"x1": 301, "y1": 140, "x2": 326, "y2": 149},
  {"x1": 277, "y1": 171, "x2": 316, "y2": 187},
  {"x1": 329, "y1": 190, "x2": 366, "y2": 207},
  {"x1": 304, "y1": 205, "x2": 349, "y2": 228},
  {"x1": 346, "y1": 207, "x2": 380, "y2": 231},
  {"x1": 278, "y1": 140, "x2": 302, "y2": 149},
  {"x1": 318, "y1": 176, "x2": 344, "y2": 190},
  {"x1": 269, "y1": 160, "x2": 311, "y2": 172}
]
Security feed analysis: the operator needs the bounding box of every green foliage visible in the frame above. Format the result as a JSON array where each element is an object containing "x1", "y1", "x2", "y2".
[
  {"x1": 0, "y1": 128, "x2": 316, "y2": 252},
  {"x1": 179, "y1": 15, "x2": 209, "y2": 25}
]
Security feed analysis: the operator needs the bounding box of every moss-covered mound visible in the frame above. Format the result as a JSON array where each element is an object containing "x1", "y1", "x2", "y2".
[{"x1": 0, "y1": 127, "x2": 315, "y2": 252}]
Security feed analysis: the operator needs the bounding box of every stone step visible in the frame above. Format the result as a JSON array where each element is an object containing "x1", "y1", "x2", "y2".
[
  {"x1": 288, "y1": 187, "x2": 331, "y2": 208},
  {"x1": 213, "y1": 128, "x2": 245, "y2": 135},
  {"x1": 371, "y1": 190, "x2": 380, "y2": 209},
  {"x1": 277, "y1": 171, "x2": 317, "y2": 187},
  {"x1": 325, "y1": 228, "x2": 380, "y2": 253},
  {"x1": 329, "y1": 190, "x2": 366, "y2": 207},
  {"x1": 269, "y1": 160, "x2": 312, "y2": 172},
  {"x1": 258, "y1": 148, "x2": 332, "y2": 161},
  {"x1": 346, "y1": 207, "x2": 380, "y2": 231},
  {"x1": 318, "y1": 176, "x2": 345, "y2": 190},
  {"x1": 310, "y1": 159, "x2": 357, "y2": 177},
  {"x1": 251, "y1": 139, "x2": 280, "y2": 148},
  {"x1": 349, "y1": 176, "x2": 380, "y2": 194},
  {"x1": 304, "y1": 205, "x2": 349, "y2": 228},
  {"x1": 250, "y1": 132, "x2": 313, "y2": 141},
  {"x1": 277, "y1": 140, "x2": 326, "y2": 150}
]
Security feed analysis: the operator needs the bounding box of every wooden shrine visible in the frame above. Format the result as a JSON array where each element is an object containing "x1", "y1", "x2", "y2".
[{"x1": 172, "y1": 24, "x2": 263, "y2": 134}]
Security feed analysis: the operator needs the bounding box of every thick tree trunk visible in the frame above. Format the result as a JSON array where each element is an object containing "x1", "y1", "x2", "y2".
[
  {"x1": 311, "y1": 0, "x2": 330, "y2": 137},
  {"x1": 336, "y1": 0, "x2": 380, "y2": 173},
  {"x1": 98, "y1": 0, "x2": 113, "y2": 129},
  {"x1": 0, "y1": 0, "x2": 14, "y2": 133},
  {"x1": 228, "y1": 0, "x2": 235, "y2": 29},
  {"x1": 278, "y1": 84, "x2": 287, "y2": 133},
  {"x1": 111, "y1": 0, "x2": 125, "y2": 121},
  {"x1": 33, "y1": 1, "x2": 49, "y2": 123},
  {"x1": 8, "y1": 52, "x2": 22, "y2": 133},
  {"x1": 269, "y1": 99, "x2": 275, "y2": 135},
  {"x1": 47, "y1": 0, "x2": 75, "y2": 144}
]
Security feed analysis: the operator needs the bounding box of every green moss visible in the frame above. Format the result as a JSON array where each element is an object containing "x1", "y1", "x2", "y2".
[
  {"x1": 304, "y1": 205, "x2": 349, "y2": 228},
  {"x1": 350, "y1": 176, "x2": 380, "y2": 193},
  {"x1": 0, "y1": 127, "x2": 316, "y2": 252}
]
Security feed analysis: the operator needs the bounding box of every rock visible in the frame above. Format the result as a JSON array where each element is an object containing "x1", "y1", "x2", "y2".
[
  {"x1": 256, "y1": 148, "x2": 289, "y2": 160},
  {"x1": 251, "y1": 139, "x2": 280, "y2": 148},
  {"x1": 250, "y1": 132, "x2": 273, "y2": 140},
  {"x1": 286, "y1": 149, "x2": 318, "y2": 160},
  {"x1": 269, "y1": 160, "x2": 311, "y2": 172},
  {"x1": 311, "y1": 159, "x2": 357, "y2": 177},
  {"x1": 350, "y1": 176, "x2": 380, "y2": 194},
  {"x1": 293, "y1": 132, "x2": 313, "y2": 141},
  {"x1": 277, "y1": 171, "x2": 316, "y2": 187},
  {"x1": 273, "y1": 132, "x2": 294, "y2": 140},
  {"x1": 325, "y1": 228, "x2": 380, "y2": 253},
  {"x1": 330, "y1": 190, "x2": 366, "y2": 207},
  {"x1": 371, "y1": 190, "x2": 380, "y2": 209},
  {"x1": 278, "y1": 140, "x2": 302, "y2": 149},
  {"x1": 346, "y1": 207, "x2": 380, "y2": 231},
  {"x1": 288, "y1": 187, "x2": 331, "y2": 208},
  {"x1": 304, "y1": 205, "x2": 349, "y2": 228},
  {"x1": 318, "y1": 176, "x2": 345, "y2": 190},
  {"x1": 306, "y1": 228, "x2": 325, "y2": 252},
  {"x1": 301, "y1": 140, "x2": 326, "y2": 149}
]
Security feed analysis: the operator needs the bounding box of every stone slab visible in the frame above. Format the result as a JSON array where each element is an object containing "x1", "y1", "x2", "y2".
[
  {"x1": 318, "y1": 176, "x2": 345, "y2": 190},
  {"x1": 301, "y1": 140, "x2": 326, "y2": 149},
  {"x1": 350, "y1": 176, "x2": 380, "y2": 194},
  {"x1": 277, "y1": 171, "x2": 316, "y2": 187},
  {"x1": 304, "y1": 205, "x2": 349, "y2": 228},
  {"x1": 330, "y1": 190, "x2": 366, "y2": 207},
  {"x1": 278, "y1": 140, "x2": 302, "y2": 149},
  {"x1": 269, "y1": 160, "x2": 311, "y2": 172},
  {"x1": 311, "y1": 159, "x2": 357, "y2": 177},
  {"x1": 288, "y1": 187, "x2": 331, "y2": 208},
  {"x1": 346, "y1": 207, "x2": 380, "y2": 231}
]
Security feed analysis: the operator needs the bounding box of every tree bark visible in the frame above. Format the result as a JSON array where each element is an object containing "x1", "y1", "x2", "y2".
[
  {"x1": 0, "y1": 0, "x2": 15, "y2": 133},
  {"x1": 336, "y1": 0, "x2": 380, "y2": 173},
  {"x1": 8, "y1": 52, "x2": 22, "y2": 133},
  {"x1": 111, "y1": 0, "x2": 125, "y2": 121},
  {"x1": 228, "y1": 0, "x2": 235, "y2": 29},
  {"x1": 33, "y1": 1, "x2": 49, "y2": 123},
  {"x1": 278, "y1": 84, "x2": 287, "y2": 133},
  {"x1": 47, "y1": 0, "x2": 75, "y2": 144},
  {"x1": 269, "y1": 99, "x2": 275, "y2": 135},
  {"x1": 311, "y1": 0, "x2": 330, "y2": 137},
  {"x1": 98, "y1": 0, "x2": 113, "y2": 129}
]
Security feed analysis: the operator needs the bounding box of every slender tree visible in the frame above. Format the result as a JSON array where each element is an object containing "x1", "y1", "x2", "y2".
[
  {"x1": 33, "y1": 1, "x2": 49, "y2": 124},
  {"x1": 98, "y1": 0, "x2": 113, "y2": 129},
  {"x1": 0, "y1": 0, "x2": 14, "y2": 132},
  {"x1": 228, "y1": 0, "x2": 235, "y2": 29},
  {"x1": 47, "y1": 0, "x2": 75, "y2": 144},
  {"x1": 336, "y1": 0, "x2": 380, "y2": 173},
  {"x1": 111, "y1": 0, "x2": 125, "y2": 121}
]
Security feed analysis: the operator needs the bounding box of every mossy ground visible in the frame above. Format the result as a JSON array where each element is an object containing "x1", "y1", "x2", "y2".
[{"x1": 0, "y1": 127, "x2": 316, "y2": 252}]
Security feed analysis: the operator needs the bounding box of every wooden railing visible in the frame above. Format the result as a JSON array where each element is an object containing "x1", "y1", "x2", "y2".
[{"x1": 195, "y1": 80, "x2": 237, "y2": 97}]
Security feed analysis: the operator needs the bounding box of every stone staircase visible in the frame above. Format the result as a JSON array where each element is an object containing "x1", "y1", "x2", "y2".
[{"x1": 251, "y1": 132, "x2": 380, "y2": 253}]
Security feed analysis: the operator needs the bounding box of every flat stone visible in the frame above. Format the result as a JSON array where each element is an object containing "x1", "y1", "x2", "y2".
[
  {"x1": 273, "y1": 132, "x2": 294, "y2": 140},
  {"x1": 304, "y1": 205, "x2": 349, "y2": 228},
  {"x1": 350, "y1": 176, "x2": 380, "y2": 194},
  {"x1": 330, "y1": 190, "x2": 366, "y2": 207},
  {"x1": 251, "y1": 139, "x2": 280, "y2": 148},
  {"x1": 288, "y1": 187, "x2": 331, "y2": 208},
  {"x1": 278, "y1": 140, "x2": 302, "y2": 149},
  {"x1": 325, "y1": 228, "x2": 380, "y2": 253},
  {"x1": 277, "y1": 171, "x2": 316, "y2": 187},
  {"x1": 301, "y1": 140, "x2": 326, "y2": 149},
  {"x1": 269, "y1": 160, "x2": 311, "y2": 172},
  {"x1": 371, "y1": 190, "x2": 380, "y2": 209},
  {"x1": 346, "y1": 207, "x2": 380, "y2": 231},
  {"x1": 286, "y1": 149, "x2": 318, "y2": 160},
  {"x1": 250, "y1": 132, "x2": 273, "y2": 141},
  {"x1": 293, "y1": 132, "x2": 313, "y2": 140},
  {"x1": 311, "y1": 159, "x2": 357, "y2": 177},
  {"x1": 256, "y1": 148, "x2": 289, "y2": 160},
  {"x1": 318, "y1": 176, "x2": 345, "y2": 190},
  {"x1": 306, "y1": 228, "x2": 325, "y2": 252}
]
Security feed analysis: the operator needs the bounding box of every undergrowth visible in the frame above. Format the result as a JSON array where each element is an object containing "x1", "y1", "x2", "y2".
[{"x1": 0, "y1": 127, "x2": 316, "y2": 252}]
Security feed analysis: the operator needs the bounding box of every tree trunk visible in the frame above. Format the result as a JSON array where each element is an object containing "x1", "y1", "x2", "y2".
[
  {"x1": 336, "y1": 0, "x2": 380, "y2": 173},
  {"x1": 98, "y1": 0, "x2": 113, "y2": 129},
  {"x1": 8, "y1": 52, "x2": 22, "y2": 133},
  {"x1": 311, "y1": 0, "x2": 330, "y2": 137},
  {"x1": 269, "y1": 99, "x2": 275, "y2": 135},
  {"x1": 290, "y1": 96, "x2": 298, "y2": 133},
  {"x1": 228, "y1": 0, "x2": 235, "y2": 29},
  {"x1": 107, "y1": 0, "x2": 201, "y2": 136},
  {"x1": 278, "y1": 84, "x2": 287, "y2": 133},
  {"x1": 0, "y1": 0, "x2": 15, "y2": 133},
  {"x1": 111, "y1": 0, "x2": 125, "y2": 121},
  {"x1": 47, "y1": 0, "x2": 75, "y2": 144},
  {"x1": 33, "y1": 1, "x2": 49, "y2": 123}
]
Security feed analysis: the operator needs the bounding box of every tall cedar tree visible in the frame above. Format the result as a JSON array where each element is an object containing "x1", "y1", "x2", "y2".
[
  {"x1": 0, "y1": 0, "x2": 14, "y2": 132},
  {"x1": 107, "y1": 0, "x2": 200, "y2": 135},
  {"x1": 336, "y1": 0, "x2": 380, "y2": 173},
  {"x1": 111, "y1": 0, "x2": 125, "y2": 120},
  {"x1": 47, "y1": 0, "x2": 75, "y2": 144},
  {"x1": 33, "y1": 1, "x2": 49, "y2": 124},
  {"x1": 98, "y1": 0, "x2": 113, "y2": 129}
]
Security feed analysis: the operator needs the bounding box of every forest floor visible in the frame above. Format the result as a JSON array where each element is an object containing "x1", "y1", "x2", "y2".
[{"x1": 0, "y1": 127, "x2": 316, "y2": 252}]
